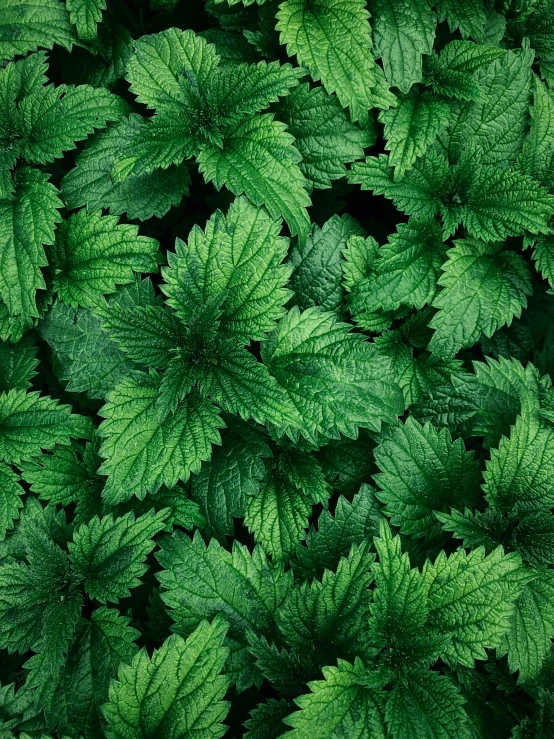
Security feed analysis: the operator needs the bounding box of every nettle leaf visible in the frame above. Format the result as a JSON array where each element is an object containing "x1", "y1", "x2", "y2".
[
  {"x1": 262, "y1": 306, "x2": 404, "y2": 443},
  {"x1": 50, "y1": 209, "x2": 159, "y2": 308},
  {"x1": 68, "y1": 508, "x2": 168, "y2": 603},
  {"x1": 244, "y1": 699, "x2": 294, "y2": 739},
  {"x1": 277, "y1": 83, "x2": 375, "y2": 191},
  {"x1": 289, "y1": 214, "x2": 364, "y2": 312},
  {"x1": 428, "y1": 240, "x2": 532, "y2": 359},
  {"x1": 277, "y1": 0, "x2": 390, "y2": 124},
  {"x1": 103, "y1": 616, "x2": 230, "y2": 739},
  {"x1": 276, "y1": 543, "x2": 374, "y2": 663},
  {"x1": 0, "y1": 389, "x2": 90, "y2": 464},
  {"x1": 293, "y1": 484, "x2": 382, "y2": 580},
  {"x1": 0, "y1": 168, "x2": 62, "y2": 319},
  {"x1": 370, "y1": 0, "x2": 436, "y2": 93},
  {"x1": 374, "y1": 418, "x2": 481, "y2": 540},
  {"x1": 435, "y1": 0, "x2": 487, "y2": 41},
  {"x1": 157, "y1": 531, "x2": 291, "y2": 639},
  {"x1": 522, "y1": 76, "x2": 554, "y2": 191},
  {"x1": 500, "y1": 573, "x2": 554, "y2": 684},
  {"x1": 282, "y1": 658, "x2": 387, "y2": 738},
  {"x1": 245, "y1": 475, "x2": 312, "y2": 562},
  {"x1": 18, "y1": 83, "x2": 126, "y2": 164},
  {"x1": 423, "y1": 41, "x2": 505, "y2": 102},
  {"x1": 0, "y1": 0, "x2": 76, "y2": 59},
  {"x1": 483, "y1": 412, "x2": 554, "y2": 514},
  {"x1": 62, "y1": 115, "x2": 191, "y2": 221},
  {"x1": 0, "y1": 462, "x2": 24, "y2": 540},
  {"x1": 66, "y1": 0, "x2": 105, "y2": 41},
  {"x1": 26, "y1": 607, "x2": 139, "y2": 737},
  {"x1": 190, "y1": 418, "x2": 270, "y2": 539},
  {"x1": 386, "y1": 670, "x2": 469, "y2": 739},
  {"x1": 98, "y1": 373, "x2": 223, "y2": 504},
  {"x1": 197, "y1": 114, "x2": 311, "y2": 241},
  {"x1": 0, "y1": 337, "x2": 38, "y2": 391},
  {"x1": 348, "y1": 219, "x2": 447, "y2": 316},
  {"x1": 452, "y1": 49, "x2": 533, "y2": 166},
  {"x1": 422, "y1": 545, "x2": 531, "y2": 667},
  {"x1": 162, "y1": 197, "x2": 291, "y2": 343},
  {"x1": 379, "y1": 91, "x2": 449, "y2": 178}
]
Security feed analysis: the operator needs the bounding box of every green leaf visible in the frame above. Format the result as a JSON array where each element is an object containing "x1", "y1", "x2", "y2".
[
  {"x1": 103, "y1": 616, "x2": 230, "y2": 739},
  {"x1": 69, "y1": 508, "x2": 168, "y2": 603},
  {"x1": 245, "y1": 475, "x2": 312, "y2": 562},
  {"x1": 200, "y1": 342, "x2": 300, "y2": 431},
  {"x1": 348, "y1": 219, "x2": 447, "y2": 315},
  {"x1": 0, "y1": 167, "x2": 62, "y2": 319},
  {"x1": 423, "y1": 41, "x2": 504, "y2": 102},
  {"x1": 386, "y1": 670, "x2": 469, "y2": 739},
  {"x1": 500, "y1": 574, "x2": 554, "y2": 684},
  {"x1": 374, "y1": 417, "x2": 481, "y2": 540},
  {"x1": 19, "y1": 83, "x2": 126, "y2": 164},
  {"x1": 446, "y1": 163, "x2": 554, "y2": 242},
  {"x1": 483, "y1": 412, "x2": 554, "y2": 513},
  {"x1": 244, "y1": 699, "x2": 294, "y2": 739},
  {"x1": 50, "y1": 209, "x2": 159, "y2": 308},
  {"x1": 282, "y1": 658, "x2": 387, "y2": 738},
  {"x1": 262, "y1": 306, "x2": 404, "y2": 443},
  {"x1": 26, "y1": 607, "x2": 139, "y2": 736},
  {"x1": 293, "y1": 484, "x2": 382, "y2": 580},
  {"x1": 156, "y1": 531, "x2": 291, "y2": 639},
  {"x1": 197, "y1": 114, "x2": 311, "y2": 241},
  {"x1": 162, "y1": 197, "x2": 291, "y2": 342},
  {"x1": 0, "y1": 0, "x2": 76, "y2": 59},
  {"x1": 0, "y1": 337, "x2": 38, "y2": 391},
  {"x1": 379, "y1": 91, "x2": 449, "y2": 178},
  {"x1": 0, "y1": 518, "x2": 83, "y2": 673},
  {"x1": 98, "y1": 373, "x2": 223, "y2": 503},
  {"x1": 435, "y1": 0, "x2": 487, "y2": 41},
  {"x1": 66, "y1": 0, "x2": 105, "y2": 41},
  {"x1": 277, "y1": 0, "x2": 389, "y2": 124},
  {"x1": 19, "y1": 438, "x2": 102, "y2": 509},
  {"x1": 277, "y1": 543, "x2": 374, "y2": 663},
  {"x1": 190, "y1": 418, "x2": 270, "y2": 539},
  {"x1": 39, "y1": 301, "x2": 134, "y2": 400},
  {"x1": 349, "y1": 151, "x2": 450, "y2": 220},
  {"x1": 125, "y1": 28, "x2": 220, "y2": 110},
  {"x1": 0, "y1": 389, "x2": 90, "y2": 464},
  {"x1": 422, "y1": 545, "x2": 530, "y2": 667},
  {"x1": 428, "y1": 240, "x2": 532, "y2": 359},
  {"x1": 278, "y1": 449, "x2": 331, "y2": 506},
  {"x1": 453, "y1": 49, "x2": 533, "y2": 166},
  {"x1": 210, "y1": 60, "x2": 304, "y2": 118},
  {"x1": 62, "y1": 114, "x2": 191, "y2": 221},
  {"x1": 370, "y1": 0, "x2": 436, "y2": 93},
  {"x1": 0, "y1": 462, "x2": 24, "y2": 540},
  {"x1": 289, "y1": 214, "x2": 364, "y2": 312},
  {"x1": 523, "y1": 76, "x2": 554, "y2": 191},
  {"x1": 276, "y1": 83, "x2": 375, "y2": 191}
]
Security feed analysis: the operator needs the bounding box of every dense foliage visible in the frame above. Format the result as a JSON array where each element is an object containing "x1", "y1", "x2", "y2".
[{"x1": 2, "y1": 0, "x2": 554, "y2": 737}]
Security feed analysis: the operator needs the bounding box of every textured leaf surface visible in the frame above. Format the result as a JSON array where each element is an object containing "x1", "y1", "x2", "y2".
[
  {"x1": 103, "y1": 617, "x2": 230, "y2": 739},
  {"x1": 0, "y1": 0, "x2": 76, "y2": 58}
]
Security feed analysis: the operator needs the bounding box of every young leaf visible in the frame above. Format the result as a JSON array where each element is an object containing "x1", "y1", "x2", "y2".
[
  {"x1": 162, "y1": 197, "x2": 292, "y2": 342},
  {"x1": 103, "y1": 616, "x2": 230, "y2": 739}
]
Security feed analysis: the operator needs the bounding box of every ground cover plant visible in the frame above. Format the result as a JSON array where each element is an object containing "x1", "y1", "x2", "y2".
[{"x1": 2, "y1": 0, "x2": 554, "y2": 736}]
